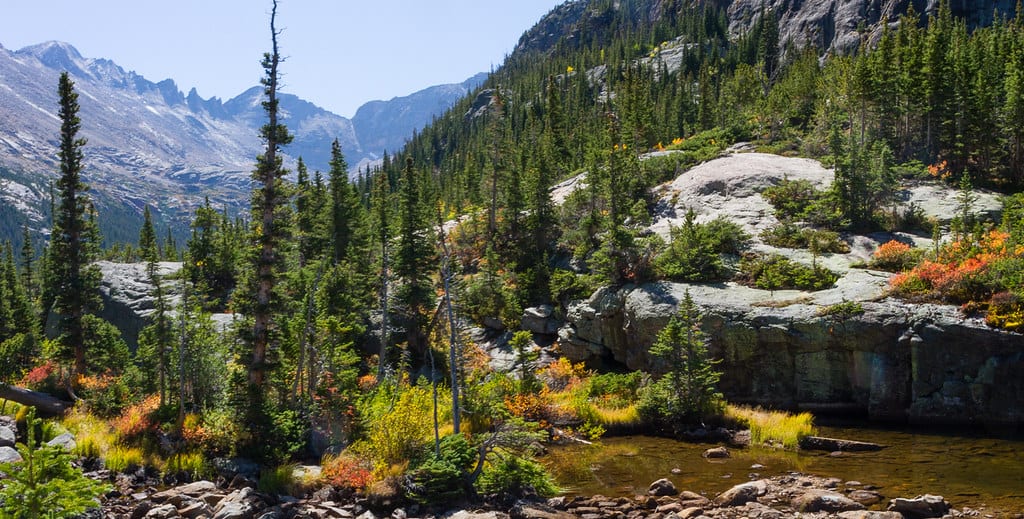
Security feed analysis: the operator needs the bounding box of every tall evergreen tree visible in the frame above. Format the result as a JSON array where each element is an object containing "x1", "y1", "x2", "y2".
[
  {"x1": 395, "y1": 157, "x2": 434, "y2": 361},
  {"x1": 247, "y1": 0, "x2": 292, "y2": 389},
  {"x1": 49, "y1": 71, "x2": 102, "y2": 381}
]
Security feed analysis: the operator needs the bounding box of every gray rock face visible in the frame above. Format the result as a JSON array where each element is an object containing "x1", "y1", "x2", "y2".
[
  {"x1": 558, "y1": 151, "x2": 1021, "y2": 426},
  {"x1": 727, "y1": 0, "x2": 1015, "y2": 55},
  {"x1": 560, "y1": 281, "x2": 1024, "y2": 425},
  {"x1": 522, "y1": 305, "x2": 561, "y2": 335},
  {"x1": 96, "y1": 261, "x2": 183, "y2": 351}
]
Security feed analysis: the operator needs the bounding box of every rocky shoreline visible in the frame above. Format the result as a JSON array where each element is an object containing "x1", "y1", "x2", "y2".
[{"x1": 89, "y1": 471, "x2": 1019, "y2": 519}]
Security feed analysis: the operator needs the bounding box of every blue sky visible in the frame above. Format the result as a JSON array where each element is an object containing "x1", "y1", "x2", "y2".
[{"x1": 0, "y1": 1, "x2": 564, "y2": 117}]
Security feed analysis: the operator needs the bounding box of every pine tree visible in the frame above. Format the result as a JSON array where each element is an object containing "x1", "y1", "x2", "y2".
[
  {"x1": 395, "y1": 157, "x2": 434, "y2": 362},
  {"x1": 372, "y1": 169, "x2": 393, "y2": 379},
  {"x1": 48, "y1": 71, "x2": 102, "y2": 381},
  {"x1": 328, "y1": 139, "x2": 357, "y2": 264},
  {"x1": 233, "y1": 0, "x2": 295, "y2": 463},
  {"x1": 136, "y1": 205, "x2": 172, "y2": 406},
  {"x1": 639, "y1": 290, "x2": 722, "y2": 430}
]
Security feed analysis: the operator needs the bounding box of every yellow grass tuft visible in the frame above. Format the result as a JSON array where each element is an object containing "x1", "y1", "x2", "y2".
[{"x1": 725, "y1": 404, "x2": 816, "y2": 450}]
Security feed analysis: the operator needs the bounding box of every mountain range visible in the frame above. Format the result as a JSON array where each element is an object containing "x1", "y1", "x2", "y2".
[{"x1": 0, "y1": 40, "x2": 485, "y2": 244}]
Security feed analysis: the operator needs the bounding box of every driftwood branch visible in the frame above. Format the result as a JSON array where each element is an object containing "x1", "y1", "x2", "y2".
[{"x1": 0, "y1": 385, "x2": 71, "y2": 417}]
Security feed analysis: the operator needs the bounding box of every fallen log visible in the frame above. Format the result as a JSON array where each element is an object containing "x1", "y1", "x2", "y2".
[
  {"x1": 799, "y1": 435, "x2": 885, "y2": 452},
  {"x1": 0, "y1": 385, "x2": 71, "y2": 417}
]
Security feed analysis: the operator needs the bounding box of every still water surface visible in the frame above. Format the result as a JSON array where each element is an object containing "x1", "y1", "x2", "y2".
[{"x1": 545, "y1": 425, "x2": 1024, "y2": 512}]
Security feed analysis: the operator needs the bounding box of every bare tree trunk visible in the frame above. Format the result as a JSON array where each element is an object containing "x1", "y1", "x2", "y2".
[{"x1": 0, "y1": 385, "x2": 70, "y2": 417}]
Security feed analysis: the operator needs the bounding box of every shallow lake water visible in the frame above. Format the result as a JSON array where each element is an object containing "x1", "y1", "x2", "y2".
[{"x1": 544, "y1": 424, "x2": 1024, "y2": 513}]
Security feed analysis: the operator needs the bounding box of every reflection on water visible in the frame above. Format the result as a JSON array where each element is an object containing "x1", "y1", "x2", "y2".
[{"x1": 544, "y1": 425, "x2": 1024, "y2": 512}]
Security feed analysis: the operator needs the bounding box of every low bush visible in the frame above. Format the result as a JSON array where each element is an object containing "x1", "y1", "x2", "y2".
[
  {"x1": 738, "y1": 254, "x2": 838, "y2": 292},
  {"x1": 870, "y1": 240, "x2": 923, "y2": 272},
  {"x1": 321, "y1": 452, "x2": 374, "y2": 492},
  {"x1": 655, "y1": 211, "x2": 747, "y2": 282},
  {"x1": 761, "y1": 225, "x2": 849, "y2": 253},
  {"x1": 475, "y1": 456, "x2": 560, "y2": 498}
]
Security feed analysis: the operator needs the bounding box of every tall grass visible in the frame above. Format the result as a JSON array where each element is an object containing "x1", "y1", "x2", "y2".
[
  {"x1": 164, "y1": 451, "x2": 210, "y2": 480},
  {"x1": 258, "y1": 463, "x2": 301, "y2": 496},
  {"x1": 104, "y1": 446, "x2": 144, "y2": 472},
  {"x1": 725, "y1": 405, "x2": 816, "y2": 450},
  {"x1": 61, "y1": 406, "x2": 118, "y2": 459}
]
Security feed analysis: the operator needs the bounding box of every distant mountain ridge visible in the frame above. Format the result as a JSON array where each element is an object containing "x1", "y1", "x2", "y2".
[{"x1": 0, "y1": 40, "x2": 484, "y2": 245}]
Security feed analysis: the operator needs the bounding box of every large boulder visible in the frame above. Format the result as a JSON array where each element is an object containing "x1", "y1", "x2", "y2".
[
  {"x1": 714, "y1": 480, "x2": 768, "y2": 506},
  {"x1": 888, "y1": 494, "x2": 951, "y2": 518},
  {"x1": 560, "y1": 280, "x2": 1024, "y2": 425},
  {"x1": 95, "y1": 261, "x2": 183, "y2": 351},
  {"x1": 558, "y1": 152, "x2": 1021, "y2": 426}
]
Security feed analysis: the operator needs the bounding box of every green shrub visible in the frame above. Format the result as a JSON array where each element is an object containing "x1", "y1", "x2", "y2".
[
  {"x1": 761, "y1": 225, "x2": 849, "y2": 253},
  {"x1": 164, "y1": 451, "x2": 210, "y2": 480},
  {"x1": 583, "y1": 371, "x2": 645, "y2": 409},
  {"x1": 655, "y1": 210, "x2": 747, "y2": 282},
  {"x1": 405, "y1": 434, "x2": 477, "y2": 504},
  {"x1": 550, "y1": 269, "x2": 600, "y2": 307},
  {"x1": 738, "y1": 254, "x2": 839, "y2": 292},
  {"x1": 476, "y1": 456, "x2": 559, "y2": 498},
  {"x1": 761, "y1": 178, "x2": 844, "y2": 228},
  {"x1": 817, "y1": 300, "x2": 865, "y2": 318}
]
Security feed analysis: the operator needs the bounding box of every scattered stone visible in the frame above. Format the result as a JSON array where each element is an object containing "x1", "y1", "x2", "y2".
[
  {"x1": 0, "y1": 416, "x2": 15, "y2": 448},
  {"x1": 522, "y1": 305, "x2": 560, "y2": 334},
  {"x1": 449, "y1": 512, "x2": 510, "y2": 519},
  {"x1": 648, "y1": 478, "x2": 679, "y2": 497},
  {"x1": 46, "y1": 432, "x2": 77, "y2": 452},
  {"x1": 702, "y1": 447, "x2": 730, "y2": 459},
  {"x1": 714, "y1": 480, "x2": 768, "y2": 506},
  {"x1": 670, "y1": 467, "x2": 683, "y2": 474},
  {"x1": 888, "y1": 494, "x2": 951, "y2": 518},
  {"x1": 750, "y1": 464, "x2": 765, "y2": 470},
  {"x1": 143, "y1": 504, "x2": 179, "y2": 518},
  {"x1": 677, "y1": 507, "x2": 703, "y2": 519},
  {"x1": 790, "y1": 489, "x2": 865, "y2": 513},
  {"x1": 511, "y1": 501, "x2": 575, "y2": 519},
  {"x1": 848, "y1": 489, "x2": 884, "y2": 506},
  {"x1": 0, "y1": 445, "x2": 22, "y2": 463},
  {"x1": 837, "y1": 512, "x2": 905, "y2": 519}
]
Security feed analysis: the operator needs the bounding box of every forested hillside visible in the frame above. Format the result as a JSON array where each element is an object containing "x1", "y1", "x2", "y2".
[{"x1": 2, "y1": 0, "x2": 1023, "y2": 514}]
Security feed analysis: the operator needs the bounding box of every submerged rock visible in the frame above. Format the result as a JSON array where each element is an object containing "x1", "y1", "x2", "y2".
[
  {"x1": 799, "y1": 436, "x2": 885, "y2": 452},
  {"x1": 648, "y1": 477, "x2": 678, "y2": 496}
]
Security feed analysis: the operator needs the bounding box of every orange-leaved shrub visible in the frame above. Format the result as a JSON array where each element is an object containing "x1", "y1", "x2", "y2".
[
  {"x1": 112, "y1": 394, "x2": 160, "y2": 443},
  {"x1": 889, "y1": 229, "x2": 1024, "y2": 330},
  {"x1": 870, "y1": 240, "x2": 922, "y2": 272},
  {"x1": 321, "y1": 452, "x2": 374, "y2": 491}
]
